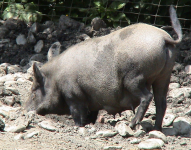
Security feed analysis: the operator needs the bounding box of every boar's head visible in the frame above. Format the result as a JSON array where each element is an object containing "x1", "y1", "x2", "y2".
[{"x1": 25, "y1": 63, "x2": 70, "y2": 115}]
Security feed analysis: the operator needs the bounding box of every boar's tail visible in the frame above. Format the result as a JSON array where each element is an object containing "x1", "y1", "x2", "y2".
[{"x1": 165, "y1": 5, "x2": 182, "y2": 44}]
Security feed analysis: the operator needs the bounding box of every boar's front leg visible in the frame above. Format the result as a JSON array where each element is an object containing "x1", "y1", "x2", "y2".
[
  {"x1": 66, "y1": 97, "x2": 98, "y2": 126},
  {"x1": 124, "y1": 75, "x2": 153, "y2": 129},
  {"x1": 68, "y1": 103, "x2": 88, "y2": 126},
  {"x1": 87, "y1": 111, "x2": 99, "y2": 124}
]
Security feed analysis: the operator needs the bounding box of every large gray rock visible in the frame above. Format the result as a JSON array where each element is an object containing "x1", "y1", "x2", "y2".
[
  {"x1": 173, "y1": 117, "x2": 191, "y2": 135},
  {"x1": 162, "y1": 127, "x2": 177, "y2": 136},
  {"x1": 4, "y1": 77, "x2": 32, "y2": 105},
  {"x1": 5, "y1": 109, "x2": 34, "y2": 133},
  {"x1": 138, "y1": 138, "x2": 164, "y2": 149}
]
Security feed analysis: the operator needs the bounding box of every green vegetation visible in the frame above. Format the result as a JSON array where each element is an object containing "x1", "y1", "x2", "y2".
[{"x1": 0, "y1": 0, "x2": 191, "y2": 28}]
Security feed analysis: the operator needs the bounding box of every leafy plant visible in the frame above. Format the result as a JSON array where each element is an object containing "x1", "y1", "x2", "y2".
[
  {"x1": 81, "y1": 0, "x2": 130, "y2": 27},
  {"x1": 1, "y1": 0, "x2": 191, "y2": 28},
  {"x1": 2, "y1": 1, "x2": 42, "y2": 22}
]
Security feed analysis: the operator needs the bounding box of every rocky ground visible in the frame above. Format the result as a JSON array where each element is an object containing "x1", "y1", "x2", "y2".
[{"x1": 0, "y1": 16, "x2": 191, "y2": 150}]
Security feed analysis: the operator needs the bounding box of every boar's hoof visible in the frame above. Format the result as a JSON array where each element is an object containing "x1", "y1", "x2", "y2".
[{"x1": 129, "y1": 118, "x2": 140, "y2": 129}]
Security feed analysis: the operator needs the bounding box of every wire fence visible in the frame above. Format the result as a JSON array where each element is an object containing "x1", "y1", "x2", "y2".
[{"x1": 0, "y1": 0, "x2": 191, "y2": 30}]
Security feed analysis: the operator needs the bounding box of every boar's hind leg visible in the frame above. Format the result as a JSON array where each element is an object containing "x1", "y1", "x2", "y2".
[
  {"x1": 126, "y1": 76, "x2": 153, "y2": 129},
  {"x1": 152, "y1": 74, "x2": 170, "y2": 131}
]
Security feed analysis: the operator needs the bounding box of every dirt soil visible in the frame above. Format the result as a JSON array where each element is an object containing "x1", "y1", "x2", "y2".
[{"x1": 0, "y1": 18, "x2": 191, "y2": 150}]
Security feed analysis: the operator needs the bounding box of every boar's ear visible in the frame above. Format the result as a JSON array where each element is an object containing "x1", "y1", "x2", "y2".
[{"x1": 33, "y1": 62, "x2": 44, "y2": 86}]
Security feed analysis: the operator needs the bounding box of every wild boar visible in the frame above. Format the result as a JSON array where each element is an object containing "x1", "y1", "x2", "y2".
[{"x1": 25, "y1": 5, "x2": 182, "y2": 131}]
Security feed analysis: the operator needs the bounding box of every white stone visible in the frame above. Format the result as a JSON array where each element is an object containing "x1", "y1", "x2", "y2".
[
  {"x1": 163, "y1": 113, "x2": 176, "y2": 127},
  {"x1": 96, "y1": 130, "x2": 117, "y2": 137},
  {"x1": 103, "y1": 145, "x2": 122, "y2": 150},
  {"x1": 173, "y1": 117, "x2": 191, "y2": 135},
  {"x1": 5, "y1": 125, "x2": 26, "y2": 133},
  {"x1": 34, "y1": 40, "x2": 44, "y2": 53},
  {"x1": 130, "y1": 138, "x2": 141, "y2": 144},
  {"x1": 133, "y1": 129, "x2": 146, "y2": 137},
  {"x1": 168, "y1": 83, "x2": 180, "y2": 90},
  {"x1": 0, "y1": 74, "x2": 16, "y2": 82},
  {"x1": 38, "y1": 120, "x2": 57, "y2": 131},
  {"x1": 149, "y1": 130, "x2": 168, "y2": 143},
  {"x1": 4, "y1": 96, "x2": 15, "y2": 106},
  {"x1": 16, "y1": 34, "x2": 27, "y2": 45},
  {"x1": 145, "y1": 106, "x2": 156, "y2": 116},
  {"x1": 138, "y1": 138, "x2": 164, "y2": 149},
  {"x1": 25, "y1": 131, "x2": 39, "y2": 139},
  {"x1": 115, "y1": 121, "x2": 134, "y2": 137},
  {"x1": 0, "y1": 105, "x2": 19, "y2": 112},
  {"x1": 168, "y1": 88, "x2": 191, "y2": 98},
  {"x1": 14, "y1": 133, "x2": 24, "y2": 140},
  {"x1": 185, "y1": 65, "x2": 191, "y2": 74}
]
